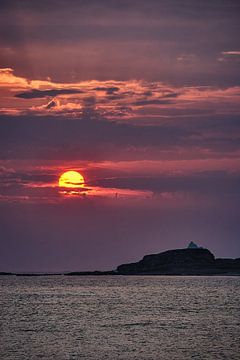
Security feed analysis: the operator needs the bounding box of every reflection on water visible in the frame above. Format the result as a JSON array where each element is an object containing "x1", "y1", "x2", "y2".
[{"x1": 0, "y1": 276, "x2": 239, "y2": 359}]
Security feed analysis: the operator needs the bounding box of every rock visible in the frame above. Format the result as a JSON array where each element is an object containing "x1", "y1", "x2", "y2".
[
  {"x1": 214, "y1": 258, "x2": 240, "y2": 273},
  {"x1": 116, "y1": 248, "x2": 240, "y2": 275}
]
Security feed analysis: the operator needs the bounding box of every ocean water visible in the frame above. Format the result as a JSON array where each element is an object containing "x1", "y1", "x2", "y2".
[{"x1": 0, "y1": 276, "x2": 239, "y2": 360}]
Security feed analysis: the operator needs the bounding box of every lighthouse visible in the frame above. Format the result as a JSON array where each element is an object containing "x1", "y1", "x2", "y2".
[{"x1": 187, "y1": 241, "x2": 199, "y2": 249}]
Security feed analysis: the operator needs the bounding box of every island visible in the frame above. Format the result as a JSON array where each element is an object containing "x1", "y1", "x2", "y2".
[
  {"x1": 67, "y1": 242, "x2": 240, "y2": 276},
  {"x1": 1, "y1": 243, "x2": 240, "y2": 276}
]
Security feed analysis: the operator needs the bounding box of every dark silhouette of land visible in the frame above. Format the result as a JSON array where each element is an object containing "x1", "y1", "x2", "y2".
[
  {"x1": 66, "y1": 246, "x2": 240, "y2": 276},
  {"x1": 115, "y1": 248, "x2": 240, "y2": 275},
  {"x1": 1, "y1": 244, "x2": 240, "y2": 276},
  {"x1": 0, "y1": 272, "x2": 12, "y2": 276}
]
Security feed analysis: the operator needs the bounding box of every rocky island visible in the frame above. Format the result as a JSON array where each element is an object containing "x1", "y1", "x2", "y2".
[
  {"x1": 67, "y1": 242, "x2": 240, "y2": 276},
  {"x1": 1, "y1": 243, "x2": 240, "y2": 276}
]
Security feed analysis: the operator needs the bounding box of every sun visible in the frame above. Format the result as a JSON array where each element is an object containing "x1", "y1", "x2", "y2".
[{"x1": 59, "y1": 170, "x2": 85, "y2": 188}]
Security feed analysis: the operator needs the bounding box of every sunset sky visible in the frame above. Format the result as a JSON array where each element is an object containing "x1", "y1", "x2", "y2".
[{"x1": 1, "y1": 0, "x2": 240, "y2": 272}]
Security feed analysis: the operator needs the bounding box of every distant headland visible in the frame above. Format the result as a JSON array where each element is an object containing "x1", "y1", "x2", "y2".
[
  {"x1": 1, "y1": 243, "x2": 240, "y2": 276},
  {"x1": 67, "y1": 242, "x2": 240, "y2": 276},
  {"x1": 114, "y1": 243, "x2": 240, "y2": 275}
]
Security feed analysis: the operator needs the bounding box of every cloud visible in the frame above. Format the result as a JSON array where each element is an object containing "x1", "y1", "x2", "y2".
[
  {"x1": 46, "y1": 99, "x2": 58, "y2": 109},
  {"x1": 92, "y1": 171, "x2": 240, "y2": 196},
  {"x1": 0, "y1": 111, "x2": 240, "y2": 162},
  {"x1": 132, "y1": 91, "x2": 180, "y2": 107},
  {"x1": 15, "y1": 88, "x2": 83, "y2": 99},
  {"x1": 133, "y1": 99, "x2": 174, "y2": 106},
  {"x1": 218, "y1": 50, "x2": 240, "y2": 63},
  {"x1": 1, "y1": 68, "x2": 240, "y2": 119},
  {"x1": 176, "y1": 54, "x2": 197, "y2": 64},
  {"x1": 162, "y1": 92, "x2": 179, "y2": 99},
  {"x1": 222, "y1": 51, "x2": 240, "y2": 56},
  {"x1": 0, "y1": 167, "x2": 56, "y2": 186},
  {"x1": 1, "y1": 1, "x2": 240, "y2": 86},
  {"x1": 83, "y1": 96, "x2": 96, "y2": 108},
  {"x1": 0, "y1": 68, "x2": 28, "y2": 88},
  {"x1": 1, "y1": 165, "x2": 240, "y2": 207},
  {"x1": 94, "y1": 86, "x2": 119, "y2": 95}
]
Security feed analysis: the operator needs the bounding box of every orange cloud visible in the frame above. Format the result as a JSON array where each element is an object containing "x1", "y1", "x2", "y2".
[{"x1": 0, "y1": 68, "x2": 240, "y2": 119}]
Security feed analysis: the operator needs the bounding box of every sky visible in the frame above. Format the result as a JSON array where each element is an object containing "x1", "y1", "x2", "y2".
[{"x1": 0, "y1": 0, "x2": 240, "y2": 272}]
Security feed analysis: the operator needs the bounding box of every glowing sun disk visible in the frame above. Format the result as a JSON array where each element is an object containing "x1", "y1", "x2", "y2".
[{"x1": 59, "y1": 171, "x2": 85, "y2": 188}]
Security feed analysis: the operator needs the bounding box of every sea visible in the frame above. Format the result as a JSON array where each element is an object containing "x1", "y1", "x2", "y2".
[{"x1": 0, "y1": 276, "x2": 239, "y2": 360}]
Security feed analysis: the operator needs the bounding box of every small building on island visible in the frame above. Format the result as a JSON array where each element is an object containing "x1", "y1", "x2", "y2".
[{"x1": 188, "y1": 241, "x2": 200, "y2": 249}]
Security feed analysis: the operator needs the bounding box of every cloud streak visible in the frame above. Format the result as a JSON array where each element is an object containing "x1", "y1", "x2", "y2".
[{"x1": 15, "y1": 88, "x2": 83, "y2": 99}]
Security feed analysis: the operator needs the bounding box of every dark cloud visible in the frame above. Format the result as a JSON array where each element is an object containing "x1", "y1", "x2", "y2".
[
  {"x1": 92, "y1": 171, "x2": 240, "y2": 195},
  {"x1": 133, "y1": 99, "x2": 174, "y2": 106},
  {"x1": 0, "y1": 168, "x2": 56, "y2": 189},
  {"x1": 132, "y1": 92, "x2": 179, "y2": 107},
  {"x1": 0, "y1": 114, "x2": 188, "y2": 161},
  {"x1": 94, "y1": 87, "x2": 119, "y2": 95},
  {"x1": 1, "y1": 1, "x2": 239, "y2": 85},
  {"x1": 1, "y1": 0, "x2": 240, "y2": 25},
  {"x1": 143, "y1": 91, "x2": 152, "y2": 96},
  {"x1": 17, "y1": 172, "x2": 56, "y2": 184},
  {"x1": 0, "y1": 113, "x2": 239, "y2": 161},
  {"x1": 83, "y1": 96, "x2": 96, "y2": 108},
  {"x1": 46, "y1": 100, "x2": 58, "y2": 109},
  {"x1": 162, "y1": 92, "x2": 179, "y2": 99},
  {"x1": 15, "y1": 89, "x2": 83, "y2": 99},
  {"x1": 106, "y1": 94, "x2": 124, "y2": 101}
]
